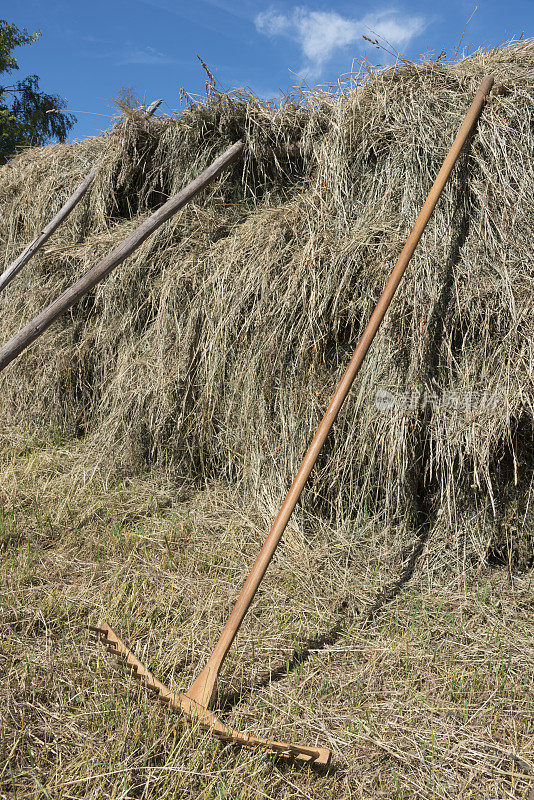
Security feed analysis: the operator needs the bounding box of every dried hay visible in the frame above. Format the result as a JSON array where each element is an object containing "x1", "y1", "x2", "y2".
[{"x1": 0, "y1": 40, "x2": 532, "y2": 572}]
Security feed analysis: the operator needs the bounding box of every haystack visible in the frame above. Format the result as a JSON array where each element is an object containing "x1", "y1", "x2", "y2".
[{"x1": 0, "y1": 40, "x2": 532, "y2": 571}]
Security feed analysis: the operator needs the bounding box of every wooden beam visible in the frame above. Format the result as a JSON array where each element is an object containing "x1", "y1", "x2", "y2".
[{"x1": 0, "y1": 139, "x2": 244, "y2": 373}]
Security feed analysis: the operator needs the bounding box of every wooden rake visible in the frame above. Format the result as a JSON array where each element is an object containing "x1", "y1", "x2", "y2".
[{"x1": 94, "y1": 76, "x2": 495, "y2": 766}]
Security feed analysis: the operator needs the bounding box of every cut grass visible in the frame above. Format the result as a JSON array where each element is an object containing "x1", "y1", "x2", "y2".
[
  {"x1": 1, "y1": 439, "x2": 532, "y2": 799},
  {"x1": 0, "y1": 36, "x2": 533, "y2": 800}
]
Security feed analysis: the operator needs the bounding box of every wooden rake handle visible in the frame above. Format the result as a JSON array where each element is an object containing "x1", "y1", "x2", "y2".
[{"x1": 185, "y1": 74, "x2": 495, "y2": 707}]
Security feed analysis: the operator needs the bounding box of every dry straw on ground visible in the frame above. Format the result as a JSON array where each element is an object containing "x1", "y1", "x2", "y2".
[{"x1": 0, "y1": 40, "x2": 533, "y2": 799}]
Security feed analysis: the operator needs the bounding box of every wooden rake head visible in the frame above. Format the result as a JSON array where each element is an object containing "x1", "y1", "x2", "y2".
[{"x1": 91, "y1": 623, "x2": 331, "y2": 766}]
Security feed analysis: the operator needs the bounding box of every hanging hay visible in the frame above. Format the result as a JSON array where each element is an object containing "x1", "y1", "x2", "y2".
[{"x1": 0, "y1": 40, "x2": 532, "y2": 572}]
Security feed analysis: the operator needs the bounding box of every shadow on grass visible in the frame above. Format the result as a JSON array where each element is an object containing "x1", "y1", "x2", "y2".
[{"x1": 220, "y1": 529, "x2": 429, "y2": 715}]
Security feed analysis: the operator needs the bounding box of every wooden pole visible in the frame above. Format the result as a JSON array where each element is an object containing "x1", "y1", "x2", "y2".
[
  {"x1": 0, "y1": 139, "x2": 244, "y2": 372},
  {"x1": 183, "y1": 75, "x2": 495, "y2": 712},
  {"x1": 0, "y1": 98, "x2": 165, "y2": 294}
]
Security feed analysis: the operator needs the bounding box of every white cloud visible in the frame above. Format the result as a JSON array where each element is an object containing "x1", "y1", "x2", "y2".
[
  {"x1": 256, "y1": 9, "x2": 291, "y2": 36},
  {"x1": 295, "y1": 9, "x2": 360, "y2": 70},
  {"x1": 361, "y1": 10, "x2": 426, "y2": 47},
  {"x1": 255, "y1": 6, "x2": 427, "y2": 79}
]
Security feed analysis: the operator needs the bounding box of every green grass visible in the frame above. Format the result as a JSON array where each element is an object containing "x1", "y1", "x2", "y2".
[{"x1": 1, "y1": 438, "x2": 533, "y2": 799}]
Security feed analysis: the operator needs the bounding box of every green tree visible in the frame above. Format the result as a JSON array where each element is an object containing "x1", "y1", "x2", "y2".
[{"x1": 0, "y1": 19, "x2": 75, "y2": 163}]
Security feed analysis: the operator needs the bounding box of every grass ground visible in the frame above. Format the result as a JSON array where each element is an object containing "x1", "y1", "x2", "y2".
[{"x1": 1, "y1": 436, "x2": 532, "y2": 799}]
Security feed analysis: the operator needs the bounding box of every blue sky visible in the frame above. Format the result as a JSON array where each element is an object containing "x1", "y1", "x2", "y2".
[{"x1": 3, "y1": 0, "x2": 532, "y2": 142}]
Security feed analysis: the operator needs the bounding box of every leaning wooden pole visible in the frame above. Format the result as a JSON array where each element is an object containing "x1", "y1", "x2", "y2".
[
  {"x1": 0, "y1": 99, "x2": 164, "y2": 294},
  {"x1": 96, "y1": 76, "x2": 494, "y2": 764},
  {"x1": 0, "y1": 139, "x2": 244, "y2": 372}
]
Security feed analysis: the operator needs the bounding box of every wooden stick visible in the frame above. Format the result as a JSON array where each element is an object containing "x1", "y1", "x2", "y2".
[
  {"x1": 0, "y1": 98, "x2": 164, "y2": 294},
  {"x1": 183, "y1": 75, "x2": 495, "y2": 713},
  {"x1": 0, "y1": 139, "x2": 244, "y2": 372}
]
